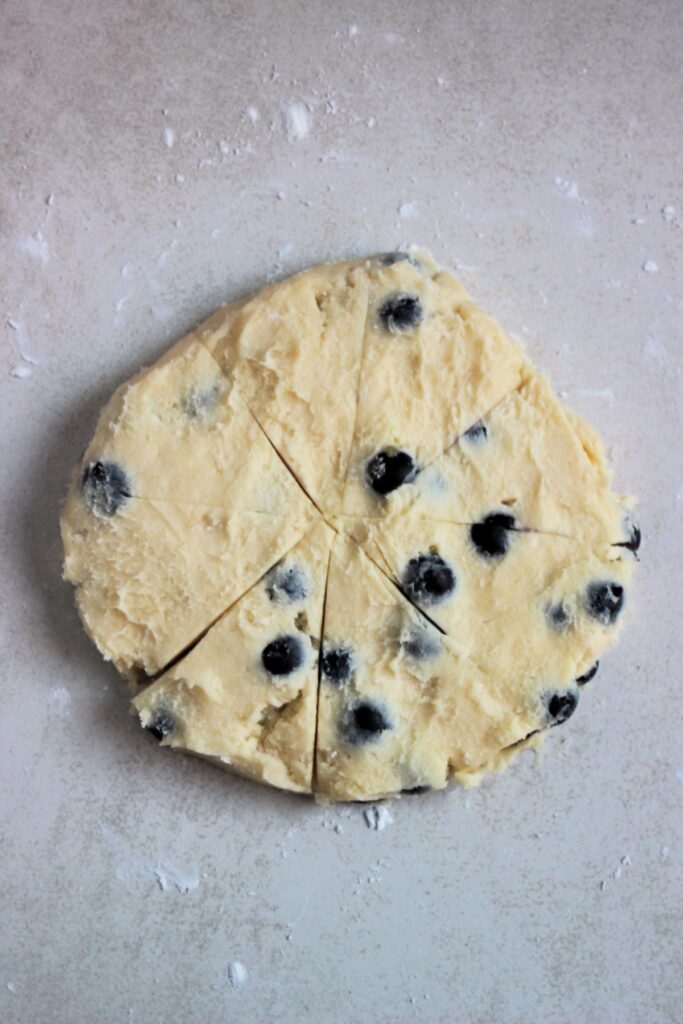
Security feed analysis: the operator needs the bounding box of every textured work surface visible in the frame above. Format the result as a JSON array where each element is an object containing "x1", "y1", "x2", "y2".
[{"x1": 1, "y1": 0, "x2": 681, "y2": 1022}]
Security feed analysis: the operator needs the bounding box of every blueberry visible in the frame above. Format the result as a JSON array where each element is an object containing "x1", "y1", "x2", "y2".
[
  {"x1": 342, "y1": 700, "x2": 392, "y2": 744},
  {"x1": 470, "y1": 512, "x2": 516, "y2": 559},
  {"x1": 615, "y1": 518, "x2": 641, "y2": 554},
  {"x1": 365, "y1": 449, "x2": 417, "y2": 496},
  {"x1": 400, "y1": 624, "x2": 442, "y2": 661},
  {"x1": 266, "y1": 565, "x2": 309, "y2": 605},
  {"x1": 261, "y1": 635, "x2": 305, "y2": 676},
  {"x1": 402, "y1": 553, "x2": 456, "y2": 606},
  {"x1": 374, "y1": 251, "x2": 420, "y2": 268},
  {"x1": 546, "y1": 601, "x2": 572, "y2": 632},
  {"x1": 321, "y1": 645, "x2": 354, "y2": 685},
  {"x1": 585, "y1": 581, "x2": 625, "y2": 625},
  {"x1": 146, "y1": 708, "x2": 175, "y2": 740},
  {"x1": 545, "y1": 689, "x2": 579, "y2": 726},
  {"x1": 378, "y1": 292, "x2": 424, "y2": 333},
  {"x1": 462, "y1": 420, "x2": 488, "y2": 443},
  {"x1": 81, "y1": 460, "x2": 131, "y2": 517},
  {"x1": 576, "y1": 661, "x2": 599, "y2": 686}
]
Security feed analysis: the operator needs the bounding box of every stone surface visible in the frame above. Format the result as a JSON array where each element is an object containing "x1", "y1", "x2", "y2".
[{"x1": 1, "y1": 1, "x2": 681, "y2": 1022}]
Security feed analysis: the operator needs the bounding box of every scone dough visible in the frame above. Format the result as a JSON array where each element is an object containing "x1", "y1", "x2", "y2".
[{"x1": 61, "y1": 248, "x2": 637, "y2": 797}]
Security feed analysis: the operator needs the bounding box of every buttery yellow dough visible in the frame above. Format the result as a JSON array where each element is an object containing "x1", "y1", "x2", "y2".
[
  {"x1": 61, "y1": 247, "x2": 637, "y2": 799},
  {"x1": 133, "y1": 523, "x2": 333, "y2": 793}
]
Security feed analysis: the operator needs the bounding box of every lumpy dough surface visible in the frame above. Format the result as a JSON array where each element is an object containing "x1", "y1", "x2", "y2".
[{"x1": 61, "y1": 248, "x2": 637, "y2": 799}]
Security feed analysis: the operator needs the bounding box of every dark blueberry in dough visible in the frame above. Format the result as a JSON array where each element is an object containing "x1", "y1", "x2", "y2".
[
  {"x1": 576, "y1": 661, "x2": 600, "y2": 686},
  {"x1": 470, "y1": 512, "x2": 516, "y2": 559},
  {"x1": 321, "y1": 645, "x2": 354, "y2": 685},
  {"x1": 146, "y1": 708, "x2": 175, "y2": 740},
  {"x1": 462, "y1": 420, "x2": 488, "y2": 443},
  {"x1": 266, "y1": 565, "x2": 309, "y2": 605},
  {"x1": 545, "y1": 689, "x2": 579, "y2": 726},
  {"x1": 402, "y1": 553, "x2": 456, "y2": 606},
  {"x1": 261, "y1": 635, "x2": 305, "y2": 676},
  {"x1": 401, "y1": 785, "x2": 431, "y2": 795},
  {"x1": 546, "y1": 601, "x2": 572, "y2": 632},
  {"x1": 365, "y1": 449, "x2": 417, "y2": 496},
  {"x1": 375, "y1": 251, "x2": 420, "y2": 268},
  {"x1": 400, "y1": 624, "x2": 442, "y2": 661},
  {"x1": 378, "y1": 292, "x2": 424, "y2": 333},
  {"x1": 615, "y1": 518, "x2": 641, "y2": 554},
  {"x1": 343, "y1": 700, "x2": 392, "y2": 744},
  {"x1": 81, "y1": 460, "x2": 131, "y2": 517},
  {"x1": 585, "y1": 581, "x2": 625, "y2": 625}
]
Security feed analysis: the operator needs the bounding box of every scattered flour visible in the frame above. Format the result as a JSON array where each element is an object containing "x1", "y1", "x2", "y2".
[
  {"x1": 19, "y1": 231, "x2": 49, "y2": 264},
  {"x1": 660, "y1": 846, "x2": 669, "y2": 860},
  {"x1": 7, "y1": 982, "x2": 16, "y2": 993},
  {"x1": 47, "y1": 686, "x2": 71, "y2": 717},
  {"x1": 398, "y1": 201, "x2": 418, "y2": 220},
  {"x1": 577, "y1": 386, "x2": 615, "y2": 403},
  {"x1": 245, "y1": 105, "x2": 259, "y2": 123},
  {"x1": 227, "y1": 961, "x2": 248, "y2": 989},
  {"x1": 661, "y1": 204, "x2": 676, "y2": 222},
  {"x1": 364, "y1": 805, "x2": 393, "y2": 831},
  {"x1": 99, "y1": 824, "x2": 198, "y2": 893},
  {"x1": 175, "y1": 173, "x2": 185, "y2": 184},
  {"x1": 348, "y1": 23, "x2": 358, "y2": 36},
  {"x1": 554, "y1": 176, "x2": 579, "y2": 199},
  {"x1": 642, "y1": 259, "x2": 658, "y2": 273},
  {"x1": 162, "y1": 127, "x2": 175, "y2": 148},
  {"x1": 10, "y1": 364, "x2": 32, "y2": 379},
  {"x1": 281, "y1": 102, "x2": 310, "y2": 141},
  {"x1": 153, "y1": 864, "x2": 199, "y2": 893}
]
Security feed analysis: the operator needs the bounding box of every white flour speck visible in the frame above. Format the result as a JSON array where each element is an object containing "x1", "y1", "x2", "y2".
[
  {"x1": 554, "y1": 176, "x2": 579, "y2": 199},
  {"x1": 364, "y1": 805, "x2": 393, "y2": 831},
  {"x1": 660, "y1": 845, "x2": 669, "y2": 860},
  {"x1": 577, "y1": 386, "x2": 615, "y2": 403},
  {"x1": 631, "y1": 216, "x2": 644, "y2": 225},
  {"x1": 348, "y1": 23, "x2": 358, "y2": 36},
  {"x1": 7, "y1": 982, "x2": 16, "y2": 993},
  {"x1": 153, "y1": 863, "x2": 199, "y2": 893},
  {"x1": 662, "y1": 204, "x2": 676, "y2": 222},
  {"x1": 6, "y1": 316, "x2": 39, "y2": 364},
  {"x1": 19, "y1": 231, "x2": 49, "y2": 264},
  {"x1": 281, "y1": 102, "x2": 310, "y2": 141},
  {"x1": 10, "y1": 364, "x2": 32, "y2": 379},
  {"x1": 227, "y1": 961, "x2": 248, "y2": 989},
  {"x1": 398, "y1": 201, "x2": 418, "y2": 220},
  {"x1": 366, "y1": 115, "x2": 376, "y2": 128},
  {"x1": 162, "y1": 127, "x2": 175, "y2": 148},
  {"x1": 436, "y1": 75, "x2": 446, "y2": 87},
  {"x1": 47, "y1": 686, "x2": 71, "y2": 717},
  {"x1": 175, "y1": 173, "x2": 185, "y2": 184},
  {"x1": 114, "y1": 296, "x2": 127, "y2": 314},
  {"x1": 245, "y1": 105, "x2": 259, "y2": 123},
  {"x1": 642, "y1": 259, "x2": 658, "y2": 273}
]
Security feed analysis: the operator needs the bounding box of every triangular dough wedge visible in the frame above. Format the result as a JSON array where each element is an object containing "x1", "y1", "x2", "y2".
[
  {"x1": 201, "y1": 261, "x2": 369, "y2": 513},
  {"x1": 341, "y1": 252, "x2": 530, "y2": 517},
  {"x1": 316, "y1": 538, "x2": 556, "y2": 802},
  {"x1": 133, "y1": 522, "x2": 335, "y2": 793},
  {"x1": 61, "y1": 483, "x2": 316, "y2": 682},
  {"x1": 371, "y1": 372, "x2": 635, "y2": 547},
  {"x1": 367, "y1": 512, "x2": 634, "y2": 685},
  {"x1": 80, "y1": 337, "x2": 311, "y2": 515}
]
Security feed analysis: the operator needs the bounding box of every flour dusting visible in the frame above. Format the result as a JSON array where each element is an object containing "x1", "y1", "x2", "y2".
[
  {"x1": 364, "y1": 805, "x2": 393, "y2": 831},
  {"x1": 642, "y1": 259, "x2": 658, "y2": 273},
  {"x1": 19, "y1": 231, "x2": 49, "y2": 264},
  {"x1": 281, "y1": 102, "x2": 310, "y2": 140},
  {"x1": 661, "y1": 204, "x2": 676, "y2": 222},
  {"x1": 153, "y1": 863, "x2": 199, "y2": 893},
  {"x1": 47, "y1": 686, "x2": 71, "y2": 717},
  {"x1": 99, "y1": 823, "x2": 199, "y2": 893},
  {"x1": 227, "y1": 961, "x2": 248, "y2": 989},
  {"x1": 162, "y1": 127, "x2": 176, "y2": 148},
  {"x1": 10, "y1": 364, "x2": 32, "y2": 379},
  {"x1": 554, "y1": 176, "x2": 578, "y2": 199}
]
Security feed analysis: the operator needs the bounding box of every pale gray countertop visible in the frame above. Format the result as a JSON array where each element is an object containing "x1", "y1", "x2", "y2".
[{"x1": 1, "y1": 1, "x2": 681, "y2": 1022}]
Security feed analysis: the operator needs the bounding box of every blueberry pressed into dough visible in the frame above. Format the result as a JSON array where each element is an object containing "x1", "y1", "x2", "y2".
[{"x1": 61, "y1": 249, "x2": 638, "y2": 799}]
